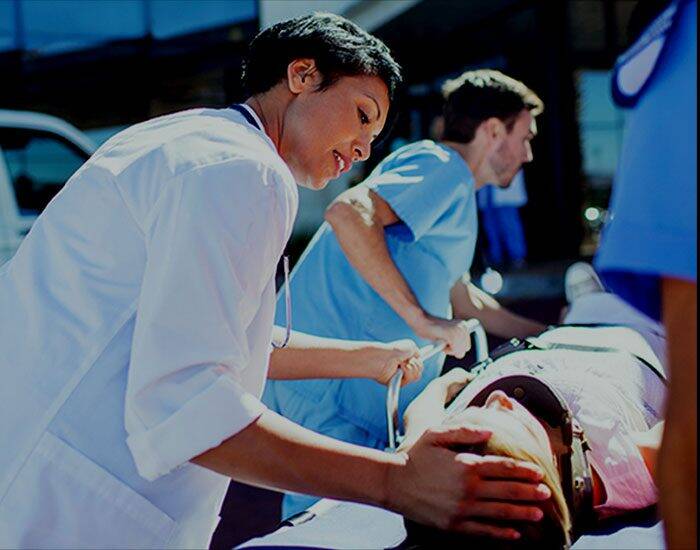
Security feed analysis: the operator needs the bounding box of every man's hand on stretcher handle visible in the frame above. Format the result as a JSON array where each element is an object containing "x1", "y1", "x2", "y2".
[{"x1": 408, "y1": 313, "x2": 473, "y2": 359}]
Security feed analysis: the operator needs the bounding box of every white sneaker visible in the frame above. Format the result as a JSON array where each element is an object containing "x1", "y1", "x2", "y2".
[{"x1": 564, "y1": 262, "x2": 605, "y2": 304}]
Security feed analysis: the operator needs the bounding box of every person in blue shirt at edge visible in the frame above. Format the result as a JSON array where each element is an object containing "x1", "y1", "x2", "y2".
[
  {"x1": 263, "y1": 69, "x2": 550, "y2": 518},
  {"x1": 594, "y1": 0, "x2": 697, "y2": 547}
]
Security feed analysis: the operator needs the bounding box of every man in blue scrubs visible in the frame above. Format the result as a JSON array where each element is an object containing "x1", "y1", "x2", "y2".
[
  {"x1": 595, "y1": 0, "x2": 697, "y2": 546},
  {"x1": 264, "y1": 70, "x2": 547, "y2": 517}
]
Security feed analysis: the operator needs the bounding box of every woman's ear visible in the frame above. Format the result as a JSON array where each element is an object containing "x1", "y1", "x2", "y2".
[{"x1": 286, "y1": 58, "x2": 321, "y2": 94}]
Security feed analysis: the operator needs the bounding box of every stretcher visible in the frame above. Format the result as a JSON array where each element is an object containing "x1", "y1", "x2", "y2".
[
  {"x1": 240, "y1": 321, "x2": 666, "y2": 549},
  {"x1": 238, "y1": 499, "x2": 663, "y2": 549}
]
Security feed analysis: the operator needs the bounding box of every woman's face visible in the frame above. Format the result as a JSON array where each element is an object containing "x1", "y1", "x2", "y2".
[{"x1": 279, "y1": 73, "x2": 390, "y2": 190}]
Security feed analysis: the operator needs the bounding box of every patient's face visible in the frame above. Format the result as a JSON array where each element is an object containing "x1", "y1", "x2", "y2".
[
  {"x1": 458, "y1": 390, "x2": 553, "y2": 458},
  {"x1": 450, "y1": 391, "x2": 568, "y2": 548}
]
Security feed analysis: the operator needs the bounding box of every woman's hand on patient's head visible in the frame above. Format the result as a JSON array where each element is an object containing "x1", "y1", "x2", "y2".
[
  {"x1": 369, "y1": 339, "x2": 423, "y2": 386},
  {"x1": 387, "y1": 422, "x2": 550, "y2": 540}
]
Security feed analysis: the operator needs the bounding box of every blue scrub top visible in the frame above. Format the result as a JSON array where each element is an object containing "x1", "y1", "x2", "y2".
[
  {"x1": 595, "y1": 0, "x2": 697, "y2": 320},
  {"x1": 266, "y1": 140, "x2": 477, "y2": 441}
]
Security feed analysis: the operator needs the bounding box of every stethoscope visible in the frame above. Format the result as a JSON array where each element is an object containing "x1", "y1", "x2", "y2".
[{"x1": 230, "y1": 103, "x2": 292, "y2": 349}]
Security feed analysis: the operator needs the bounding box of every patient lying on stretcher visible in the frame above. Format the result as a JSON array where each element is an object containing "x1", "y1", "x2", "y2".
[{"x1": 399, "y1": 292, "x2": 667, "y2": 548}]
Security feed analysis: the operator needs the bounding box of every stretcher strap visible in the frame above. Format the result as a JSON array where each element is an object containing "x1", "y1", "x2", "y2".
[{"x1": 524, "y1": 336, "x2": 668, "y2": 385}]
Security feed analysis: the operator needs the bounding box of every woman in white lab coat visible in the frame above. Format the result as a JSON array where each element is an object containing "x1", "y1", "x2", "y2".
[{"x1": 0, "y1": 13, "x2": 550, "y2": 548}]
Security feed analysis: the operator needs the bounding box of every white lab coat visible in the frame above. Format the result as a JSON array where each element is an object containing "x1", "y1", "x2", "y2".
[{"x1": 0, "y1": 106, "x2": 298, "y2": 548}]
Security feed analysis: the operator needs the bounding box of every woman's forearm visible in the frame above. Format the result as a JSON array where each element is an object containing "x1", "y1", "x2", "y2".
[
  {"x1": 270, "y1": 329, "x2": 381, "y2": 379},
  {"x1": 193, "y1": 409, "x2": 401, "y2": 507},
  {"x1": 269, "y1": 328, "x2": 410, "y2": 381}
]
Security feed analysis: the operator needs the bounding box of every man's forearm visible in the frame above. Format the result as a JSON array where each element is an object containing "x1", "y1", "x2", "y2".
[
  {"x1": 192, "y1": 409, "x2": 402, "y2": 508},
  {"x1": 324, "y1": 191, "x2": 479, "y2": 359},
  {"x1": 450, "y1": 280, "x2": 545, "y2": 339},
  {"x1": 325, "y1": 201, "x2": 426, "y2": 326}
]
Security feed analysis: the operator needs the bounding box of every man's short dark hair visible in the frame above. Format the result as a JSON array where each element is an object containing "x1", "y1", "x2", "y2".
[
  {"x1": 242, "y1": 12, "x2": 402, "y2": 99},
  {"x1": 441, "y1": 69, "x2": 543, "y2": 143}
]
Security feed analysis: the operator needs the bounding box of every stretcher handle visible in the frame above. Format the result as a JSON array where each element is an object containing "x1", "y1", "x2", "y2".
[
  {"x1": 386, "y1": 318, "x2": 489, "y2": 451},
  {"x1": 385, "y1": 342, "x2": 444, "y2": 451}
]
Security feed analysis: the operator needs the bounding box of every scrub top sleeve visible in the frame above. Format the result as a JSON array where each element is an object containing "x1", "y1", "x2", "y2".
[
  {"x1": 368, "y1": 150, "x2": 465, "y2": 241},
  {"x1": 125, "y1": 160, "x2": 295, "y2": 481}
]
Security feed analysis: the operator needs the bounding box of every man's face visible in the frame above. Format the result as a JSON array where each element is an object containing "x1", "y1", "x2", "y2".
[
  {"x1": 280, "y1": 74, "x2": 390, "y2": 189},
  {"x1": 487, "y1": 109, "x2": 537, "y2": 188}
]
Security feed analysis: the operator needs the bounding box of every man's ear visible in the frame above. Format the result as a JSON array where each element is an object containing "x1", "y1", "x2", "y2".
[
  {"x1": 483, "y1": 117, "x2": 506, "y2": 142},
  {"x1": 286, "y1": 58, "x2": 322, "y2": 94}
]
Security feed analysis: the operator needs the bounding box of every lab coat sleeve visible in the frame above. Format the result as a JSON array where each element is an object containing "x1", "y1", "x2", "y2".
[
  {"x1": 125, "y1": 159, "x2": 295, "y2": 481},
  {"x1": 367, "y1": 148, "x2": 467, "y2": 241}
]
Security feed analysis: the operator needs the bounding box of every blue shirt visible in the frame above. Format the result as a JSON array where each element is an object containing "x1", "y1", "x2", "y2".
[
  {"x1": 265, "y1": 140, "x2": 477, "y2": 441},
  {"x1": 595, "y1": 0, "x2": 697, "y2": 320}
]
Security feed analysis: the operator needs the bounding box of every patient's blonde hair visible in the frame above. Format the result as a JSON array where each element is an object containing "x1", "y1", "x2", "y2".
[
  {"x1": 482, "y1": 415, "x2": 572, "y2": 548},
  {"x1": 403, "y1": 407, "x2": 573, "y2": 549}
]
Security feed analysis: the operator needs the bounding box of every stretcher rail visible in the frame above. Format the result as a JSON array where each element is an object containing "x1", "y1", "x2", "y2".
[{"x1": 385, "y1": 318, "x2": 489, "y2": 451}]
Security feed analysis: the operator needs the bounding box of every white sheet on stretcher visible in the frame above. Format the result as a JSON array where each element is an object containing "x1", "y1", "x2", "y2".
[
  {"x1": 238, "y1": 499, "x2": 666, "y2": 549},
  {"x1": 238, "y1": 500, "x2": 405, "y2": 549}
]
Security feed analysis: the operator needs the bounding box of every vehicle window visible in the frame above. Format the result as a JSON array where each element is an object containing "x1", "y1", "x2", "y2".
[{"x1": 0, "y1": 128, "x2": 88, "y2": 216}]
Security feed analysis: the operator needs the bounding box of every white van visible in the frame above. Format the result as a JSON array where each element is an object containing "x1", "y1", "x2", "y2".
[{"x1": 0, "y1": 110, "x2": 96, "y2": 266}]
